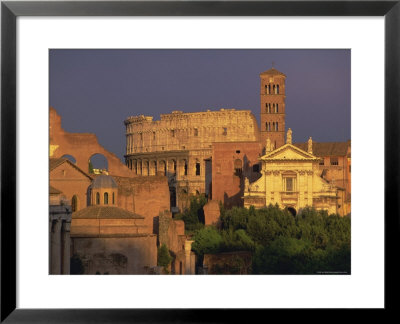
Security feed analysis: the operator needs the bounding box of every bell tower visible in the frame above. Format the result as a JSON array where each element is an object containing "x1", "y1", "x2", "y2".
[{"x1": 260, "y1": 67, "x2": 286, "y2": 149}]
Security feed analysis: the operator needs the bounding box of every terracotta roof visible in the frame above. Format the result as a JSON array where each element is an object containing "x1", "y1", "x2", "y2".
[
  {"x1": 72, "y1": 205, "x2": 144, "y2": 219},
  {"x1": 293, "y1": 142, "x2": 350, "y2": 157},
  {"x1": 49, "y1": 158, "x2": 67, "y2": 170},
  {"x1": 260, "y1": 67, "x2": 286, "y2": 77},
  {"x1": 50, "y1": 158, "x2": 92, "y2": 180},
  {"x1": 91, "y1": 174, "x2": 118, "y2": 189},
  {"x1": 49, "y1": 185, "x2": 62, "y2": 195}
]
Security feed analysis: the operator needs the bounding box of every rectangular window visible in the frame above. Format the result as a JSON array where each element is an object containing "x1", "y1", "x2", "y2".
[
  {"x1": 286, "y1": 178, "x2": 293, "y2": 192},
  {"x1": 194, "y1": 128, "x2": 198, "y2": 136},
  {"x1": 195, "y1": 162, "x2": 201, "y2": 176},
  {"x1": 222, "y1": 127, "x2": 227, "y2": 135},
  {"x1": 319, "y1": 159, "x2": 325, "y2": 165},
  {"x1": 283, "y1": 176, "x2": 296, "y2": 192},
  {"x1": 330, "y1": 157, "x2": 339, "y2": 166}
]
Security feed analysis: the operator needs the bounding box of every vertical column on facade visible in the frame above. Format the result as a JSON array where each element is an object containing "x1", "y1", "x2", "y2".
[
  {"x1": 184, "y1": 240, "x2": 194, "y2": 274},
  {"x1": 50, "y1": 219, "x2": 62, "y2": 274},
  {"x1": 307, "y1": 171, "x2": 313, "y2": 206},
  {"x1": 273, "y1": 171, "x2": 280, "y2": 205},
  {"x1": 265, "y1": 170, "x2": 271, "y2": 205},
  {"x1": 166, "y1": 128, "x2": 169, "y2": 151},
  {"x1": 61, "y1": 221, "x2": 71, "y2": 274},
  {"x1": 299, "y1": 171, "x2": 305, "y2": 208}
]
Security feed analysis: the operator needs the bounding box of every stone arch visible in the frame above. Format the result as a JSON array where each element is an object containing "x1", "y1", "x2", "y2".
[
  {"x1": 143, "y1": 160, "x2": 149, "y2": 176},
  {"x1": 195, "y1": 159, "x2": 201, "y2": 176},
  {"x1": 234, "y1": 159, "x2": 243, "y2": 176},
  {"x1": 50, "y1": 107, "x2": 134, "y2": 177},
  {"x1": 288, "y1": 207, "x2": 296, "y2": 216},
  {"x1": 61, "y1": 154, "x2": 77, "y2": 164},
  {"x1": 71, "y1": 195, "x2": 79, "y2": 212},
  {"x1": 159, "y1": 160, "x2": 166, "y2": 176},
  {"x1": 88, "y1": 153, "x2": 108, "y2": 174}
]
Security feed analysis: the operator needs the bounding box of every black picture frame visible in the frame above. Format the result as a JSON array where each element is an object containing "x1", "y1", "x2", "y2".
[{"x1": 1, "y1": 0, "x2": 399, "y2": 322}]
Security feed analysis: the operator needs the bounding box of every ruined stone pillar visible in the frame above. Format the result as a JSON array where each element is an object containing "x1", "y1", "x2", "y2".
[
  {"x1": 184, "y1": 240, "x2": 194, "y2": 275},
  {"x1": 62, "y1": 221, "x2": 71, "y2": 274},
  {"x1": 50, "y1": 219, "x2": 62, "y2": 274}
]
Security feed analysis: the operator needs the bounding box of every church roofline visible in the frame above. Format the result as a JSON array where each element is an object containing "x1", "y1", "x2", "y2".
[
  {"x1": 260, "y1": 143, "x2": 321, "y2": 161},
  {"x1": 50, "y1": 158, "x2": 93, "y2": 180},
  {"x1": 260, "y1": 67, "x2": 286, "y2": 77}
]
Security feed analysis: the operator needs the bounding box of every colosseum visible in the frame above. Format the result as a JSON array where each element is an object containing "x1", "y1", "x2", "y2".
[{"x1": 124, "y1": 109, "x2": 260, "y2": 211}]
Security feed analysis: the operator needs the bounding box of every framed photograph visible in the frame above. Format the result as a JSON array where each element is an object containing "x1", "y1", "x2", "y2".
[{"x1": 1, "y1": 0, "x2": 399, "y2": 321}]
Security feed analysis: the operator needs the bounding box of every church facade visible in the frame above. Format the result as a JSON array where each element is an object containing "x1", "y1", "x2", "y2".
[{"x1": 244, "y1": 130, "x2": 339, "y2": 215}]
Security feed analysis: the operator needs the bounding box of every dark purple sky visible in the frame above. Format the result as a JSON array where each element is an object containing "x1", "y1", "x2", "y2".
[{"x1": 50, "y1": 49, "x2": 350, "y2": 162}]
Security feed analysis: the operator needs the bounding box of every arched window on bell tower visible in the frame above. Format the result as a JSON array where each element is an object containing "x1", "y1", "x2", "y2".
[
  {"x1": 276, "y1": 104, "x2": 279, "y2": 113},
  {"x1": 277, "y1": 85, "x2": 280, "y2": 94}
]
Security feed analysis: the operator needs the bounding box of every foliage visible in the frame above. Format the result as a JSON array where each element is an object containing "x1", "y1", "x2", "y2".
[
  {"x1": 191, "y1": 204, "x2": 350, "y2": 274},
  {"x1": 88, "y1": 161, "x2": 94, "y2": 174},
  {"x1": 157, "y1": 244, "x2": 172, "y2": 274},
  {"x1": 191, "y1": 226, "x2": 223, "y2": 257},
  {"x1": 220, "y1": 228, "x2": 255, "y2": 252},
  {"x1": 175, "y1": 195, "x2": 207, "y2": 233}
]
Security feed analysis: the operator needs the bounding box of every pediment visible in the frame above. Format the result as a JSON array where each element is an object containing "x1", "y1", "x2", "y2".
[
  {"x1": 50, "y1": 158, "x2": 93, "y2": 180},
  {"x1": 261, "y1": 144, "x2": 319, "y2": 161}
]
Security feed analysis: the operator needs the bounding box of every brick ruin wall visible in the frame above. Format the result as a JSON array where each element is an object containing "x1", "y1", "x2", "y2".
[{"x1": 50, "y1": 107, "x2": 134, "y2": 178}]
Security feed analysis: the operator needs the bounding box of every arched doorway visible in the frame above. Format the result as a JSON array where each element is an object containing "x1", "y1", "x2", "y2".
[
  {"x1": 71, "y1": 195, "x2": 79, "y2": 212},
  {"x1": 288, "y1": 207, "x2": 297, "y2": 216}
]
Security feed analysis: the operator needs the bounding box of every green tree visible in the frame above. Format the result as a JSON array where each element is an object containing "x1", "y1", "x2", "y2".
[
  {"x1": 175, "y1": 195, "x2": 207, "y2": 233},
  {"x1": 88, "y1": 161, "x2": 94, "y2": 174},
  {"x1": 252, "y1": 236, "x2": 313, "y2": 274},
  {"x1": 157, "y1": 244, "x2": 172, "y2": 274},
  {"x1": 192, "y1": 226, "x2": 223, "y2": 257}
]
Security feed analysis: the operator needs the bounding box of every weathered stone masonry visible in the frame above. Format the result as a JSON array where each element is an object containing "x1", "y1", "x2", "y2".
[{"x1": 124, "y1": 109, "x2": 260, "y2": 210}]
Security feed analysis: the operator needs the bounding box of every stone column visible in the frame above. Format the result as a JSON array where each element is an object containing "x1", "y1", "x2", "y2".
[
  {"x1": 184, "y1": 240, "x2": 194, "y2": 275},
  {"x1": 62, "y1": 221, "x2": 71, "y2": 274},
  {"x1": 50, "y1": 219, "x2": 62, "y2": 274},
  {"x1": 307, "y1": 171, "x2": 313, "y2": 206},
  {"x1": 265, "y1": 171, "x2": 271, "y2": 206}
]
